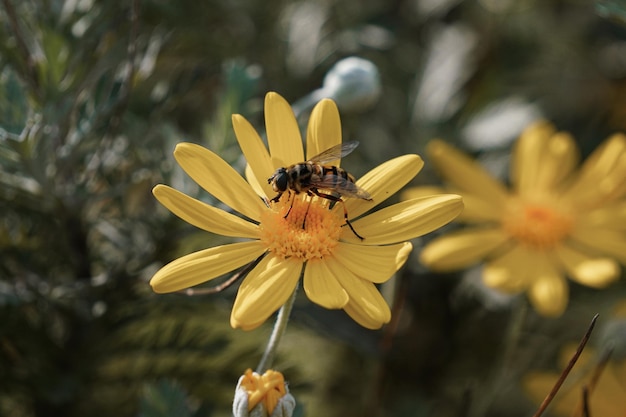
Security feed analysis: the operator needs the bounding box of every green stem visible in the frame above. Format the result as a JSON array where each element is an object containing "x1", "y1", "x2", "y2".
[{"x1": 256, "y1": 282, "x2": 299, "y2": 373}]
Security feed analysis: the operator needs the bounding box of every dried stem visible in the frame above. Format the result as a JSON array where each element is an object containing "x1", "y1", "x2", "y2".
[{"x1": 532, "y1": 314, "x2": 599, "y2": 417}]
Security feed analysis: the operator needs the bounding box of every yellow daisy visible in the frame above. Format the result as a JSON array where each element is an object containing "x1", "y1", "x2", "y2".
[
  {"x1": 150, "y1": 92, "x2": 463, "y2": 330},
  {"x1": 405, "y1": 121, "x2": 626, "y2": 317}
]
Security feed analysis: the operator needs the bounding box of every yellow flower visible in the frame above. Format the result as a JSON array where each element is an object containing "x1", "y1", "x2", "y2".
[
  {"x1": 150, "y1": 92, "x2": 463, "y2": 330},
  {"x1": 405, "y1": 121, "x2": 626, "y2": 317},
  {"x1": 523, "y1": 345, "x2": 626, "y2": 417},
  {"x1": 233, "y1": 369, "x2": 295, "y2": 417}
]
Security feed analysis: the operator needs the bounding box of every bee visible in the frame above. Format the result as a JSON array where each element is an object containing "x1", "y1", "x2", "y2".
[{"x1": 267, "y1": 140, "x2": 372, "y2": 239}]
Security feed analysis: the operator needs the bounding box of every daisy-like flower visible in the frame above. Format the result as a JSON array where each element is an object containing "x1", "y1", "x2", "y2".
[
  {"x1": 404, "y1": 121, "x2": 626, "y2": 317},
  {"x1": 150, "y1": 92, "x2": 463, "y2": 330}
]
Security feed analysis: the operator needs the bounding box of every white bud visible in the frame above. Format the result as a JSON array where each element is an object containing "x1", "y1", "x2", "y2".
[{"x1": 292, "y1": 57, "x2": 381, "y2": 115}]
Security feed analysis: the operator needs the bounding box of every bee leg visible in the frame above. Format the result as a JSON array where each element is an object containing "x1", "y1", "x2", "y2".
[
  {"x1": 284, "y1": 193, "x2": 296, "y2": 219},
  {"x1": 301, "y1": 193, "x2": 314, "y2": 229},
  {"x1": 311, "y1": 190, "x2": 365, "y2": 240},
  {"x1": 270, "y1": 192, "x2": 283, "y2": 203}
]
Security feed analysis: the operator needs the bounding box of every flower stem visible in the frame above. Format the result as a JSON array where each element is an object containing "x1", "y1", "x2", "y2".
[{"x1": 256, "y1": 282, "x2": 299, "y2": 373}]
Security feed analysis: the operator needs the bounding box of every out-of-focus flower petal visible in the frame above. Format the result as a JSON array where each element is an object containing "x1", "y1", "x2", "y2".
[
  {"x1": 427, "y1": 139, "x2": 509, "y2": 207},
  {"x1": 511, "y1": 122, "x2": 579, "y2": 196},
  {"x1": 420, "y1": 228, "x2": 510, "y2": 271}
]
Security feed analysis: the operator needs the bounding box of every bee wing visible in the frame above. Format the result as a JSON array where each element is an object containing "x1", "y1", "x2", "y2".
[
  {"x1": 310, "y1": 174, "x2": 372, "y2": 200},
  {"x1": 308, "y1": 141, "x2": 360, "y2": 164}
]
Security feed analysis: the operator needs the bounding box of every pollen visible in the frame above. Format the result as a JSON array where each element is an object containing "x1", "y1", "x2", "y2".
[
  {"x1": 260, "y1": 194, "x2": 343, "y2": 261},
  {"x1": 502, "y1": 198, "x2": 574, "y2": 249}
]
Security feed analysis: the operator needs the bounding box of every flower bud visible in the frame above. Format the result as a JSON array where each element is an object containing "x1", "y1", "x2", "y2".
[
  {"x1": 293, "y1": 57, "x2": 381, "y2": 115},
  {"x1": 320, "y1": 56, "x2": 381, "y2": 112},
  {"x1": 233, "y1": 369, "x2": 296, "y2": 417}
]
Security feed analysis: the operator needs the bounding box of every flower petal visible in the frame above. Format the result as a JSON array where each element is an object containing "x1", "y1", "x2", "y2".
[
  {"x1": 563, "y1": 133, "x2": 626, "y2": 207},
  {"x1": 571, "y1": 226, "x2": 626, "y2": 264},
  {"x1": 554, "y1": 244, "x2": 620, "y2": 288},
  {"x1": 582, "y1": 201, "x2": 626, "y2": 231},
  {"x1": 230, "y1": 255, "x2": 303, "y2": 330},
  {"x1": 343, "y1": 195, "x2": 464, "y2": 245},
  {"x1": 306, "y1": 99, "x2": 342, "y2": 164},
  {"x1": 511, "y1": 121, "x2": 579, "y2": 196},
  {"x1": 303, "y1": 260, "x2": 349, "y2": 309},
  {"x1": 344, "y1": 154, "x2": 425, "y2": 219},
  {"x1": 527, "y1": 256, "x2": 568, "y2": 317},
  {"x1": 153, "y1": 185, "x2": 260, "y2": 239},
  {"x1": 332, "y1": 242, "x2": 412, "y2": 283},
  {"x1": 265, "y1": 92, "x2": 304, "y2": 168},
  {"x1": 150, "y1": 241, "x2": 267, "y2": 293},
  {"x1": 482, "y1": 245, "x2": 531, "y2": 293},
  {"x1": 403, "y1": 186, "x2": 502, "y2": 223},
  {"x1": 335, "y1": 272, "x2": 391, "y2": 329},
  {"x1": 420, "y1": 228, "x2": 510, "y2": 271},
  {"x1": 174, "y1": 142, "x2": 266, "y2": 221},
  {"x1": 232, "y1": 114, "x2": 275, "y2": 198},
  {"x1": 427, "y1": 139, "x2": 509, "y2": 207}
]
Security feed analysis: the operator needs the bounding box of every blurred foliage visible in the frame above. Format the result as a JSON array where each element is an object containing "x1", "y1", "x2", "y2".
[{"x1": 1, "y1": 0, "x2": 626, "y2": 416}]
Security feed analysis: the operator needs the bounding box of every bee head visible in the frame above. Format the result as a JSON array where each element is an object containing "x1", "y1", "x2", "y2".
[{"x1": 268, "y1": 168, "x2": 289, "y2": 192}]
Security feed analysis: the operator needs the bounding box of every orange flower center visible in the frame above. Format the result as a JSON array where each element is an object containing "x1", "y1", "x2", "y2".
[
  {"x1": 259, "y1": 194, "x2": 343, "y2": 261},
  {"x1": 502, "y1": 200, "x2": 574, "y2": 249}
]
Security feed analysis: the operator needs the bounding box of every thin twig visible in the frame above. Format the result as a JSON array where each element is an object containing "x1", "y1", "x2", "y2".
[{"x1": 532, "y1": 314, "x2": 599, "y2": 417}]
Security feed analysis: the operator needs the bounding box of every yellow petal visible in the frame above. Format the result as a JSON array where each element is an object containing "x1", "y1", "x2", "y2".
[
  {"x1": 527, "y1": 254, "x2": 568, "y2": 317},
  {"x1": 344, "y1": 154, "x2": 425, "y2": 219},
  {"x1": 232, "y1": 114, "x2": 275, "y2": 198},
  {"x1": 306, "y1": 99, "x2": 342, "y2": 164},
  {"x1": 173, "y1": 142, "x2": 266, "y2": 222},
  {"x1": 150, "y1": 240, "x2": 267, "y2": 293},
  {"x1": 264, "y1": 92, "x2": 304, "y2": 168},
  {"x1": 456, "y1": 192, "x2": 505, "y2": 223},
  {"x1": 230, "y1": 255, "x2": 302, "y2": 330},
  {"x1": 343, "y1": 195, "x2": 464, "y2": 245},
  {"x1": 554, "y1": 244, "x2": 620, "y2": 288},
  {"x1": 511, "y1": 121, "x2": 579, "y2": 196},
  {"x1": 334, "y1": 270, "x2": 391, "y2": 329},
  {"x1": 563, "y1": 133, "x2": 626, "y2": 207},
  {"x1": 571, "y1": 226, "x2": 626, "y2": 264},
  {"x1": 403, "y1": 186, "x2": 502, "y2": 223},
  {"x1": 332, "y1": 242, "x2": 412, "y2": 283},
  {"x1": 245, "y1": 165, "x2": 267, "y2": 200},
  {"x1": 427, "y1": 139, "x2": 509, "y2": 207},
  {"x1": 400, "y1": 186, "x2": 446, "y2": 200},
  {"x1": 420, "y1": 228, "x2": 510, "y2": 271},
  {"x1": 303, "y1": 259, "x2": 349, "y2": 309},
  {"x1": 153, "y1": 185, "x2": 260, "y2": 239},
  {"x1": 582, "y1": 201, "x2": 626, "y2": 231},
  {"x1": 483, "y1": 245, "x2": 532, "y2": 293}
]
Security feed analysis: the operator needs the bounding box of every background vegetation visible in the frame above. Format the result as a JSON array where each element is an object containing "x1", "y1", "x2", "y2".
[{"x1": 1, "y1": 0, "x2": 626, "y2": 416}]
